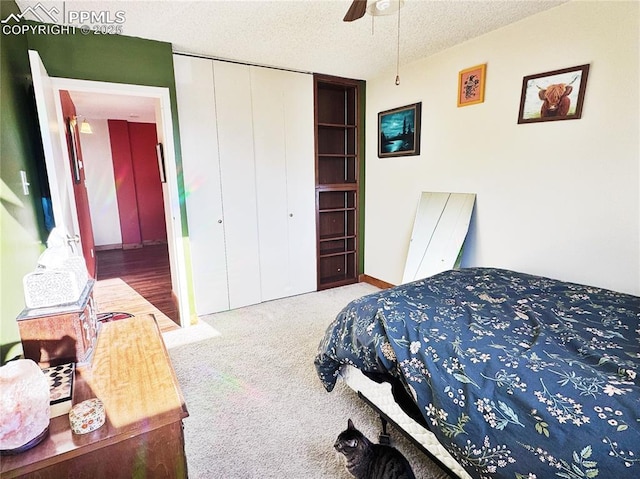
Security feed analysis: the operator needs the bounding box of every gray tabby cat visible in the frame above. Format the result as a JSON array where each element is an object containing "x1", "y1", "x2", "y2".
[{"x1": 334, "y1": 419, "x2": 416, "y2": 479}]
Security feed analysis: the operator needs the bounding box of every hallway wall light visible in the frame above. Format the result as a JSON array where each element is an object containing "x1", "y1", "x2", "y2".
[{"x1": 80, "y1": 119, "x2": 93, "y2": 134}]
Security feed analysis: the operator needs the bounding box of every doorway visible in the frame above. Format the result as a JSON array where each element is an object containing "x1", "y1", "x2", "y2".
[
  {"x1": 29, "y1": 50, "x2": 191, "y2": 326},
  {"x1": 67, "y1": 90, "x2": 178, "y2": 324}
]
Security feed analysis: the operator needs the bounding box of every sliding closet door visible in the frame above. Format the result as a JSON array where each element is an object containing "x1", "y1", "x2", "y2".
[
  {"x1": 173, "y1": 55, "x2": 229, "y2": 315},
  {"x1": 251, "y1": 68, "x2": 316, "y2": 301},
  {"x1": 279, "y1": 70, "x2": 316, "y2": 296},
  {"x1": 213, "y1": 61, "x2": 262, "y2": 309},
  {"x1": 175, "y1": 55, "x2": 315, "y2": 314},
  {"x1": 251, "y1": 67, "x2": 288, "y2": 301}
]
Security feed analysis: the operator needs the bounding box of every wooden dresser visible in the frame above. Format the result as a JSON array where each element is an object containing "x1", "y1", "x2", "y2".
[{"x1": 1, "y1": 315, "x2": 189, "y2": 478}]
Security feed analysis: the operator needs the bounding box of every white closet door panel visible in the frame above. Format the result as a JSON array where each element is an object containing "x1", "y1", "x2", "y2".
[
  {"x1": 251, "y1": 66, "x2": 290, "y2": 301},
  {"x1": 173, "y1": 55, "x2": 229, "y2": 314},
  {"x1": 282, "y1": 72, "x2": 316, "y2": 295},
  {"x1": 251, "y1": 67, "x2": 316, "y2": 300},
  {"x1": 213, "y1": 61, "x2": 262, "y2": 309}
]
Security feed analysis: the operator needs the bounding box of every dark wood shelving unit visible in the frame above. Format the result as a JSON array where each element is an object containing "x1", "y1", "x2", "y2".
[{"x1": 314, "y1": 74, "x2": 363, "y2": 290}]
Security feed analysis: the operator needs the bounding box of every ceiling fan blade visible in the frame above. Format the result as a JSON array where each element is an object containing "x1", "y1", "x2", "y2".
[{"x1": 343, "y1": 0, "x2": 367, "y2": 22}]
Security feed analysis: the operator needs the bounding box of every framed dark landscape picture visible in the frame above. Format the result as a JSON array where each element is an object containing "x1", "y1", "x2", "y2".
[
  {"x1": 378, "y1": 102, "x2": 421, "y2": 158},
  {"x1": 518, "y1": 64, "x2": 590, "y2": 124}
]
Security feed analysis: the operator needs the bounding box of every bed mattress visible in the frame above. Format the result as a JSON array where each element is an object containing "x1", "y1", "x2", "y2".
[
  {"x1": 340, "y1": 364, "x2": 471, "y2": 479},
  {"x1": 317, "y1": 268, "x2": 640, "y2": 478}
]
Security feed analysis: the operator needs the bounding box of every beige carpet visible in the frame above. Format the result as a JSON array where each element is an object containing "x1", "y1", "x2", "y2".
[{"x1": 167, "y1": 283, "x2": 450, "y2": 479}]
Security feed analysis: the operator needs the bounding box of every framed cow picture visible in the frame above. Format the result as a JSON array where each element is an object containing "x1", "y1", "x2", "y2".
[{"x1": 517, "y1": 64, "x2": 590, "y2": 124}]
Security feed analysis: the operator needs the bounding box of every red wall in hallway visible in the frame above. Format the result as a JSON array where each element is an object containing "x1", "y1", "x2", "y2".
[
  {"x1": 108, "y1": 119, "x2": 142, "y2": 248},
  {"x1": 108, "y1": 120, "x2": 166, "y2": 247},
  {"x1": 129, "y1": 122, "x2": 167, "y2": 243}
]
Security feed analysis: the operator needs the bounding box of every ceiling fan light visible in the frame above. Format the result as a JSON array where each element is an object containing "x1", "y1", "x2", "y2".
[
  {"x1": 376, "y1": 0, "x2": 390, "y2": 12},
  {"x1": 368, "y1": 0, "x2": 404, "y2": 17}
]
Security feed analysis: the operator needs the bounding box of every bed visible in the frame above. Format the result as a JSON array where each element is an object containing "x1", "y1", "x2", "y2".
[{"x1": 315, "y1": 267, "x2": 640, "y2": 479}]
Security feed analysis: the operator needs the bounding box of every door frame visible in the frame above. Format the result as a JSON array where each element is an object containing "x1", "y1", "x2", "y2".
[{"x1": 35, "y1": 68, "x2": 191, "y2": 326}]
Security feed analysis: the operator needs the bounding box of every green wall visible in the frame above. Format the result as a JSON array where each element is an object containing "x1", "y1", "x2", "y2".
[
  {"x1": 0, "y1": 1, "x2": 192, "y2": 361},
  {"x1": 25, "y1": 22, "x2": 187, "y2": 235},
  {"x1": 358, "y1": 80, "x2": 365, "y2": 274},
  {"x1": 0, "y1": 0, "x2": 48, "y2": 363}
]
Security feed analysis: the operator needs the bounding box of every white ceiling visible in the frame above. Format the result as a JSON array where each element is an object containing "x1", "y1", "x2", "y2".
[
  {"x1": 17, "y1": 0, "x2": 568, "y2": 119},
  {"x1": 18, "y1": 0, "x2": 568, "y2": 80},
  {"x1": 66, "y1": 91, "x2": 158, "y2": 122}
]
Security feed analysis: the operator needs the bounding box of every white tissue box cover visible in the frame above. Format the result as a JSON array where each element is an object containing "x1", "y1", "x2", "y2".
[{"x1": 23, "y1": 257, "x2": 88, "y2": 308}]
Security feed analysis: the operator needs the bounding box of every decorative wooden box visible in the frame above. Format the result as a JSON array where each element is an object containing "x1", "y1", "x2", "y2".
[{"x1": 17, "y1": 280, "x2": 98, "y2": 367}]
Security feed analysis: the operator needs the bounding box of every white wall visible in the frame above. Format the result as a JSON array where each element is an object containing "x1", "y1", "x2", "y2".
[
  {"x1": 78, "y1": 118, "x2": 122, "y2": 247},
  {"x1": 364, "y1": 0, "x2": 639, "y2": 295}
]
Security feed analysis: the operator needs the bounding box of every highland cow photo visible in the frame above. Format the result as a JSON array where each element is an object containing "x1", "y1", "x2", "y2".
[{"x1": 518, "y1": 64, "x2": 590, "y2": 124}]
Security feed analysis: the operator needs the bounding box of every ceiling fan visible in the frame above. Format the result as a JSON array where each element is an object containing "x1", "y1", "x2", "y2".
[
  {"x1": 343, "y1": 0, "x2": 405, "y2": 22},
  {"x1": 343, "y1": 0, "x2": 406, "y2": 85},
  {"x1": 343, "y1": 0, "x2": 367, "y2": 22}
]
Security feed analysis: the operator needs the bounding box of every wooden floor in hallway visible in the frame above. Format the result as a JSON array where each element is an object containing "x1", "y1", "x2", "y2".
[{"x1": 94, "y1": 244, "x2": 180, "y2": 331}]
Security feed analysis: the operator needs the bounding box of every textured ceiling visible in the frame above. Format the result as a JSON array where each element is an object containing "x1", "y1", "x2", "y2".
[
  {"x1": 67, "y1": 91, "x2": 158, "y2": 122},
  {"x1": 17, "y1": 0, "x2": 568, "y2": 81}
]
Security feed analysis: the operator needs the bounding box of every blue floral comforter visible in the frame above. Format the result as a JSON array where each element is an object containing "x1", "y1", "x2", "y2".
[{"x1": 315, "y1": 268, "x2": 640, "y2": 479}]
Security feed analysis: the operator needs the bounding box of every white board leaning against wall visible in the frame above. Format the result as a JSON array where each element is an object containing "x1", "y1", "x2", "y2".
[{"x1": 403, "y1": 192, "x2": 476, "y2": 283}]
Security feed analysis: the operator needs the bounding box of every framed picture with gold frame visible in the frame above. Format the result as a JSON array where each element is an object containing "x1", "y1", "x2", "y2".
[{"x1": 457, "y1": 64, "x2": 486, "y2": 107}]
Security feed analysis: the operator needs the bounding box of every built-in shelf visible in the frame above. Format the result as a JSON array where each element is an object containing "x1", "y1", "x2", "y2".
[{"x1": 314, "y1": 74, "x2": 362, "y2": 290}]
